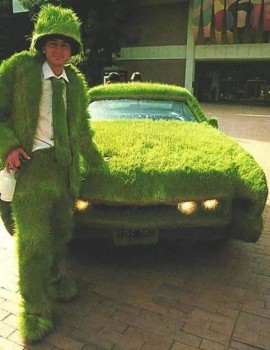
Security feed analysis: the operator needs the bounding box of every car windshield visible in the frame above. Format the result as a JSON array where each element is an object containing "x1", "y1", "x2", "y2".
[{"x1": 88, "y1": 99, "x2": 197, "y2": 122}]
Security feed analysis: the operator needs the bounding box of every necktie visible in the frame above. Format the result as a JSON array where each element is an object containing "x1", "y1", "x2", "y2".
[{"x1": 51, "y1": 77, "x2": 72, "y2": 166}]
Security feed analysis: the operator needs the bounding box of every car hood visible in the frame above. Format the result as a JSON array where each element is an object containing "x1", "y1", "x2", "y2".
[{"x1": 80, "y1": 120, "x2": 267, "y2": 206}]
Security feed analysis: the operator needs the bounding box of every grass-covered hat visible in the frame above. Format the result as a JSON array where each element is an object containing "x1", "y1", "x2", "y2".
[{"x1": 30, "y1": 4, "x2": 82, "y2": 56}]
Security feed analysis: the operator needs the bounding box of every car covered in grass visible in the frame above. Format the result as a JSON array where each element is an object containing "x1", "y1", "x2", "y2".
[
  {"x1": 0, "y1": 82, "x2": 268, "y2": 245},
  {"x1": 74, "y1": 82, "x2": 268, "y2": 245}
]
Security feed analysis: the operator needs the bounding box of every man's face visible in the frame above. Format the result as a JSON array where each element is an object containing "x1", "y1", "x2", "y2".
[{"x1": 43, "y1": 38, "x2": 71, "y2": 71}]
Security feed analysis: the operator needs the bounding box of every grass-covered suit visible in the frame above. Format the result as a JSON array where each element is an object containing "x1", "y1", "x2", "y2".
[{"x1": 0, "y1": 5, "x2": 100, "y2": 343}]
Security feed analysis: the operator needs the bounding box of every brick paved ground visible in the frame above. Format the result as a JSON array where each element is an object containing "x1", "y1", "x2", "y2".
[{"x1": 0, "y1": 104, "x2": 270, "y2": 350}]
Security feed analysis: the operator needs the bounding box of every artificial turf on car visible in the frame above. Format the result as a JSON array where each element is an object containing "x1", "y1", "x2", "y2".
[
  {"x1": 78, "y1": 82, "x2": 268, "y2": 242},
  {"x1": 80, "y1": 115, "x2": 267, "y2": 241},
  {"x1": 81, "y1": 120, "x2": 267, "y2": 206},
  {"x1": 0, "y1": 82, "x2": 267, "y2": 242},
  {"x1": 88, "y1": 82, "x2": 207, "y2": 122}
]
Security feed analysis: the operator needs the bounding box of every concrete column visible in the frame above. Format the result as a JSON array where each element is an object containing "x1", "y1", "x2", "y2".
[{"x1": 184, "y1": 1, "x2": 195, "y2": 93}]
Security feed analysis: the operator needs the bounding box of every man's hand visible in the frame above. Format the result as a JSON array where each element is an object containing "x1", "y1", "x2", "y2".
[{"x1": 5, "y1": 147, "x2": 30, "y2": 173}]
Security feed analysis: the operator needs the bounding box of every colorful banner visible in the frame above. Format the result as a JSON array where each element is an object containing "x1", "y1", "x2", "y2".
[
  {"x1": 237, "y1": 0, "x2": 252, "y2": 28},
  {"x1": 226, "y1": 0, "x2": 238, "y2": 43},
  {"x1": 214, "y1": 0, "x2": 225, "y2": 43},
  {"x1": 250, "y1": 0, "x2": 270, "y2": 31},
  {"x1": 251, "y1": 0, "x2": 262, "y2": 30},
  {"x1": 263, "y1": 0, "x2": 270, "y2": 31},
  {"x1": 191, "y1": 0, "x2": 270, "y2": 43},
  {"x1": 192, "y1": 0, "x2": 203, "y2": 42},
  {"x1": 202, "y1": 0, "x2": 214, "y2": 39}
]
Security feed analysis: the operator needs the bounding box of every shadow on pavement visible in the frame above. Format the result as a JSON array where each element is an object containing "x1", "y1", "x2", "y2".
[{"x1": 69, "y1": 236, "x2": 230, "y2": 268}]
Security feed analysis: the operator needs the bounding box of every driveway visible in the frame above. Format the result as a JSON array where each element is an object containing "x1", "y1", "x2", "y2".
[{"x1": 0, "y1": 103, "x2": 270, "y2": 350}]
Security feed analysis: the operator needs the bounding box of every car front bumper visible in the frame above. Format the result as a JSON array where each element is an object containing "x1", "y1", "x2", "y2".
[{"x1": 74, "y1": 197, "x2": 232, "y2": 243}]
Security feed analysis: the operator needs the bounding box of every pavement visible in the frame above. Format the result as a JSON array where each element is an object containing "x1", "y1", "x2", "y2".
[{"x1": 0, "y1": 103, "x2": 270, "y2": 350}]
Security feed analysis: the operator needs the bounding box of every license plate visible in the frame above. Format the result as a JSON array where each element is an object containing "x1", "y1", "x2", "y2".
[{"x1": 113, "y1": 229, "x2": 159, "y2": 246}]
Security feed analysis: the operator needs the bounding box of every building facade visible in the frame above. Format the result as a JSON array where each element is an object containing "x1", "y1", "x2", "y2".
[{"x1": 116, "y1": 0, "x2": 270, "y2": 104}]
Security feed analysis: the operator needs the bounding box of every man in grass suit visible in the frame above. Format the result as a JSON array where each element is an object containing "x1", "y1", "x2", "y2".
[{"x1": 0, "y1": 4, "x2": 100, "y2": 343}]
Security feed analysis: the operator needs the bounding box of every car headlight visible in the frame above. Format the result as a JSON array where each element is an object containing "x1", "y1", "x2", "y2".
[
  {"x1": 177, "y1": 201, "x2": 197, "y2": 215},
  {"x1": 177, "y1": 199, "x2": 220, "y2": 215},
  {"x1": 202, "y1": 199, "x2": 219, "y2": 211},
  {"x1": 75, "y1": 199, "x2": 91, "y2": 211}
]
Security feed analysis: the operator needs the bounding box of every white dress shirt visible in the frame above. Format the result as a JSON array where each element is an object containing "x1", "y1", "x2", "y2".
[{"x1": 32, "y1": 61, "x2": 69, "y2": 152}]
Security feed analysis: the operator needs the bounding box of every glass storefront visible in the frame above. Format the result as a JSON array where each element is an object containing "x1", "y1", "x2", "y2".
[{"x1": 195, "y1": 61, "x2": 270, "y2": 105}]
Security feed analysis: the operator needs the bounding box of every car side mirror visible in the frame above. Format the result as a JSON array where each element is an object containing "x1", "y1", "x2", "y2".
[{"x1": 207, "y1": 118, "x2": 218, "y2": 129}]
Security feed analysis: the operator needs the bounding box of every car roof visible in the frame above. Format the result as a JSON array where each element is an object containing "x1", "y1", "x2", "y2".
[{"x1": 88, "y1": 82, "x2": 207, "y2": 122}]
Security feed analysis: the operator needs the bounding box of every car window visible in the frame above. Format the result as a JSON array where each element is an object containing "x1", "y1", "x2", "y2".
[{"x1": 88, "y1": 99, "x2": 198, "y2": 122}]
